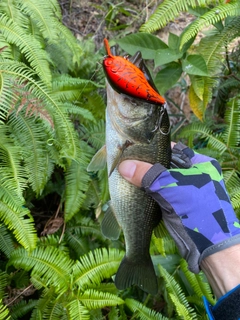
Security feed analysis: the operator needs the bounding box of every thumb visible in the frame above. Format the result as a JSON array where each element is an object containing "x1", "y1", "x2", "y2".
[{"x1": 118, "y1": 160, "x2": 153, "y2": 187}]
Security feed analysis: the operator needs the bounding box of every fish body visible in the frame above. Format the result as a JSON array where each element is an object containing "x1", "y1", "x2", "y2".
[
  {"x1": 103, "y1": 38, "x2": 166, "y2": 106},
  {"x1": 104, "y1": 82, "x2": 171, "y2": 295},
  {"x1": 102, "y1": 67, "x2": 172, "y2": 293},
  {"x1": 88, "y1": 41, "x2": 171, "y2": 294}
]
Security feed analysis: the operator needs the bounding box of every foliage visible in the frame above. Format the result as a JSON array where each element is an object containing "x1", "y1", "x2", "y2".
[
  {"x1": 116, "y1": 0, "x2": 240, "y2": 212},
  {"x1": 0, "y1": 0, "x2": 239, "y2": 319}
]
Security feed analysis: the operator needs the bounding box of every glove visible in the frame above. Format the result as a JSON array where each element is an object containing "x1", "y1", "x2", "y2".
[{"x1": 142, "y1": 142, "x2": 240, "y2": 273}]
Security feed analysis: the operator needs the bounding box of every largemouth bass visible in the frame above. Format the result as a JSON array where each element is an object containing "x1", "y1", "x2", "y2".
[{"x1": 88, "y1": 41, "x2": 171, "y2": 295}]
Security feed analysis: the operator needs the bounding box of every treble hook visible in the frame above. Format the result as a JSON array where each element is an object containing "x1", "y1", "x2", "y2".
[{"x1": 151, "y1": 103, "x2": 171, "y2": 135}]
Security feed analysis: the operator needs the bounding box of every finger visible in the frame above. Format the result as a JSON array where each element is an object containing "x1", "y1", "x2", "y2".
[{"x1": 118, "y1": 160, "x2": 153, "y2": 187}]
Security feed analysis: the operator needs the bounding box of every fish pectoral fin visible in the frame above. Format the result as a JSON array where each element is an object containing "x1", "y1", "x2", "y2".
[
  {"x1": 101, "y1": 202, "x2": 121, "y2": 240},
  {"x1": 109, "y1": 140, "x2": 134, "y2": 176},
  {"x1": 87, "y1": 145, "x2": 107, "y2": 172}
]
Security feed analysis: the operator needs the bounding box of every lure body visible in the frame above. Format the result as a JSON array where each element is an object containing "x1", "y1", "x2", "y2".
[{"x1": 103, "y1": 38, "x2": 166, "y2": 105}]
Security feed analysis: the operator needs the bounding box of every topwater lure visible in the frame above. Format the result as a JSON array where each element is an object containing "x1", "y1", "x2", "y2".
[{"x1": 103, "y1": 38, "x2": 166, "y2": 105}]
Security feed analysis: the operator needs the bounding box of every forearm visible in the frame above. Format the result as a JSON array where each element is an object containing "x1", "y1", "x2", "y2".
[{"x1": 200, "y1": 243, "x2": 240, "y2": 299}]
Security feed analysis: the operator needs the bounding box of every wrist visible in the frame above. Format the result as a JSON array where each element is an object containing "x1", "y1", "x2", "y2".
[{"x1": 200, "y1": 243, "x2": 240, "y2": 299}]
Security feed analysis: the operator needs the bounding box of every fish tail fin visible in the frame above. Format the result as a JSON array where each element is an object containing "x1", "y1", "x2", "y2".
[{"x1": 114, "y1": 255, "x2": 158, "y2": 295}]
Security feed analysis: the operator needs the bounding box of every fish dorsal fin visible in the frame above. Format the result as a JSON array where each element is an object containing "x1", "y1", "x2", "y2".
[
  {"x1": 87, "y1": 145, "x2": 107, "y2": 172},
  {"x1": 101, "y1": 202, "x2": 121, "y2": 240}
]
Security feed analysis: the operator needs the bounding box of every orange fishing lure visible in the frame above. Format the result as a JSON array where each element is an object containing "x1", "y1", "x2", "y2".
[{"x1": 103, "y1": 38, "x2": 166, "y2": 105}]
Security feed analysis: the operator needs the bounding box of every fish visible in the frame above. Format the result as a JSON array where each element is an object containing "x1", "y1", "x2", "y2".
[
  {"x1": 88, "y1": 41, "x2": 171, "y2": 295},
  {"x1": 103, "y1": 38, "x2": 166, "y2": 106}
]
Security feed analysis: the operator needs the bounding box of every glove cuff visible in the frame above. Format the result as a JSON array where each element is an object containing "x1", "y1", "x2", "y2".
[
  {"x1": 203, "y1": 284, "x2": 240, "y2": 320},
  {"x1": 141, "y1": 163, "x2": 166, "y2": 189},
  {"x1": 200, "y1": 234, "x2": 240, "y2": 263}
]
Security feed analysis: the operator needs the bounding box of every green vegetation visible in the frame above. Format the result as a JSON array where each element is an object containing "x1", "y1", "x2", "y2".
[{"x1": 0, "y1": 0, "x2": 239, "y2": 318}]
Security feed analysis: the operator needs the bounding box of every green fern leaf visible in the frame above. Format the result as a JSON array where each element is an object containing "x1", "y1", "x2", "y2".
[
  {"x1": 223, "y1": 170, "x2": 240, "y2": 194},
  {"x1": 83, "y1": 120, "x2": 106, "y2": 151},
  {"x1": 0, "y1": 125, "x2": 27, "y2": 198},
  {"x1": 179, "y1": 122, "x2": 227, "y2": 153},
  {"x1": 0, "y1": 272, "x2": 8, "y2": 299},
  {"x1": 64, "y1": 160, "x2": 91, "y2": 221},
  {"x1": 0, "y1": 224, "x2": 14, "y2": 258},
  {"x1": 231, "y1": 190, "x2": 240, "y2": 209},
  {"x1": 79, "y1": 289, "x2": 124, "y2": 309},
  {"x1": 62, "y1": 102, "x2": 95, "y2": 122},
  {"x1": 0, "y1": 60, "x2": 81, "y2": 162},
  {"x1": 222, "y1": 97, "x2": 240, "y2": 148},
  {"x1": 0, "y1": 186, "x2": 37, "y2": 251},
  {"x1": 125, "y1": 298, "x2": 169, "y2": 320},
  {"x1": 10, "y1": 300, "x2": 37, "y2": 320},
  {"x1": 73, "y1": 248, "x2": 124, "y2": 289},
  {"x1": 0, "y1": 299, "x2": 10, "y2": 320},
  {"x1": 53, "y1": 20, "x2": 83, "y2": 67},
  {"x1": 180, "y1": 259, "x2": 215, "y2": 305},
  {"x1": 180, "y1": 2, "x2": 240, "y2": 48},
  {"x1": 51, "y1": 74, "x2": 101, "y2": 102},
  {"x1": 0, "y1": 14, "x2": 52, "y2": 86},
  {"x1": 67, "y1": 300, "x2": 90, "y2": 320},
  {"x1": 64, "y1": 140, "x2": 94, "y2": 221},
  {"x1": 158, "y1": 264, "x2": 197, "y2": 319},
  {"x1": 169, "y1": 293, "x2": 196, "y2": 320},
  {"x1": 8, "y1": 112, "x2": 54, "y2": 195},
  {"x1": 18, "y1": 0, "x2": 58, "y2": 41},
  {"x1": 9, "y1": 246, "x2": 74, "y2": 292},
  {"x1": 140, "y1": 0, "x2": 196, "y2": 33}
]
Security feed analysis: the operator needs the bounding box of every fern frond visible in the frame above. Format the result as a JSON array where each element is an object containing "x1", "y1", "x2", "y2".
[
  {"x1": 0, "y1": 14, "x2": 52, "y2": 86},
  {"x1": 8, "y1": 112, "x2": 54, "y2": 195},
  {"x1": 223, "y1": 169, "x2": 240, "y2": 194},
  {"x1": 0, "y1": 186, "x2": 37, "y2": 251},
  {"x1": 231, "y1": 189, "x2": 240, "y2": 209},
  {"x1": 169, "y1": 293, "x2": 196, "y2": 320},
  {"x1": 64, "y1": 157, "x2": 91, "y2": 221},
  {"x1": 0, "y1": 299, "x2": 10, "y2": 320},
  {"x1": 79, "y1": 289, "x2": 124, "y2": 309},
  {"x1": 125, "y1": 298, "x2": 169, "y2": 320},
  {"x1": 51, "y1": 74, "x2": 101, "y2": 102},
  {"x1": 53, "y1": 20, "x2": 83, "y2": 67},
  {"x1": 222, "y1": 97, "x2": 240, "y2": 148},
  {"x1": 180, "y1": 2, "x2": 240, "y2": 48},
  {"x1": 158, "y1": 264, "x2": 197, "y2": 319},
  {"x1": 67, "y1": 300, "x2": 89, "y2": 320},
  {"x1": 179, "y1": 122, "x2": 227, "y2": 153},
  {"x1": 0, "y1": 125, "x2": 27, "y2": 198},
  {"x1": 9, "y1": 246, "x2": 74, "y2": 292},
  {"x1": 0, "y1": 272, "x2": 8, "y2": 299},
  {"x1": 0, "y1": 60, "x2": 82, "y2": 162},
  {"x1": 73, "y1": 248, "x2": 124, "y2": 289},
  {"x1": 62, "y1": 102, "x2": 95, "y2": 122},
  {"x1": 83, "y1": 120, "x2": 106, "y2": 151},
  {"x1": 0, "y1": 224, "x2": 14, "y2": 258},
  {"x1": 140, "y1": 0, "x2": 196, "y2": 33},
  {"x1": 10, "y1": 299, "x2": 37, "y2": 320},
  {"x1": 18, "y1": 0, "x2": 58, "y2": 41},
  {"x1": 180, "y1": 259, "x2": 215, "y2": 305},
  {"x1": 65, "y1": 217, "x2": 104, "y2": 257}
]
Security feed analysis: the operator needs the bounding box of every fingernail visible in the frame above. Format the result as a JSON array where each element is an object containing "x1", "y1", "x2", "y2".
[{"x1": 119, "y1": 160, "x2": 137, "y2": 179}]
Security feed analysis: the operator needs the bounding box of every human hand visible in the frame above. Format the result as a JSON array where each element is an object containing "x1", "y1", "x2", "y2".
[{"x1": 119, "y1": 142, "x2": 240, "y2": 274}]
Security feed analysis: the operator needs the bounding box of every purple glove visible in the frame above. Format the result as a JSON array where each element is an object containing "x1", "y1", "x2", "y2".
[{"x1": 142, "y1": 142, "x2": 240, "y2": 273}]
